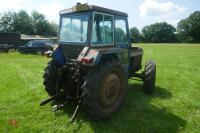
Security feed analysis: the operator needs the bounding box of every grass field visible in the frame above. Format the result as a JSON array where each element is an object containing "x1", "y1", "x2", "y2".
[{"x1": 0, "y1": 44, "x2": 200, "y2": 133}]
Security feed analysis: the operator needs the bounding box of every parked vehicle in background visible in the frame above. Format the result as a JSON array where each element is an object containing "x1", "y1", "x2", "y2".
[
  {"x1": 0, "y1": 32, "x2": 20, "y2": 52},
  {"x1": 0, "y1": 44, "x2": 15, "y2": 53},
  {"x1": 18, "y1": 40, "x2": 53, "y2": 55}
]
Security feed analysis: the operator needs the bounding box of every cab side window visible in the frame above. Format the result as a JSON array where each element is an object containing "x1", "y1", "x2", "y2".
[
  {"x1": 92, "y1": 13, "x2": 114, "y2": 45},
  {"x1": 115, "y1": 17, "x2": 128, "y2": 44}
]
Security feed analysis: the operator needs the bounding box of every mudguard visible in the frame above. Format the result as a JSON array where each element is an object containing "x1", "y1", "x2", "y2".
[
  {"x1": 77, "y1": 46, "x2": 129, "y2": 73},
  {"x1": 52, "y1": 46, "x2": 66, "y2": 66}
]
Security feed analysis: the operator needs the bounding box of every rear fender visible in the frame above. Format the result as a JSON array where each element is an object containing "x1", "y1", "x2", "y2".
[
  {"x1": 52, "y1": 46, "x2": 66, "y2": 66},
  {"x1": 77, "y1": 47, "x2": 129, "y2": 74}
]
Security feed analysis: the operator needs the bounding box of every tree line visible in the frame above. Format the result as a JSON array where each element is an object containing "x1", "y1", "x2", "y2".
[
  {"x1": 0, "y1": 10, "x2": 199, "y2": 43},
  {"x1": 0, "y1": 10, "x2": 58, "y2": 36},
  {"x1": 130, "y1": 11, "x2": 200, "y2": 43}
]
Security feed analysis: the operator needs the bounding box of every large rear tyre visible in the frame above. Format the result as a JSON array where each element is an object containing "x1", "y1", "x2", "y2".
[
  {"x1": 82, "y1": 60, "x2": 127, "y2": 119},
  {"x1": 143, "y1": 60, "x2": 156, "y2": 94},
  {"x1": 43, "y1": 60, "x2": 59, "y2": 96}
]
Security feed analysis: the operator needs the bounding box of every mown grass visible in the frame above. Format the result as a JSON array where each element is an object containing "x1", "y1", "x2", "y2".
[{"x1": 0, "y1": 44, "x2": 200, "y2": 133}]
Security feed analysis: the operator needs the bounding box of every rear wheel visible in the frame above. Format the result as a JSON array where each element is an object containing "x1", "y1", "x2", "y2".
[
  {"x1": 82, "y1": 60, "x2": 127, "y2": 119},
  {"x1": 43, "y1": 60, "x2": 59, "y2": 96},
  {"x1": 143, "y1": 60, "x2": 156, "y2": 94}
]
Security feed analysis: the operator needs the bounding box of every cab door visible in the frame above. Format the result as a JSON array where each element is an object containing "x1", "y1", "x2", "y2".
[
  {"x1": 91, "y1": 12, "x2": 129, "y2": 74},
  {"x1": 114, "y1": 16, "x2": 129, "y2": 49},
  {"x1": 114, "y1": 16, "x2": 130, "y2": 74}
]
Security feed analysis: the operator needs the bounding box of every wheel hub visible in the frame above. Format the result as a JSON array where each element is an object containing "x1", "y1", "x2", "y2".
[{"x1": 99, "y1": 72, "x2": 121, "y2": 107}]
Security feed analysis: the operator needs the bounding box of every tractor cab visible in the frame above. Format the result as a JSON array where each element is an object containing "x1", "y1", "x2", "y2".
[{"x1": 56, "y1": 3, "x2": 130, "y2": 61}]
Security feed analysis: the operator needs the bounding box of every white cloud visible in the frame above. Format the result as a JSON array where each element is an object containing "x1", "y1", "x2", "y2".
[
  {"x1": 76, "y1": 0, "x2": 87, "y2": 3},
  {"x1": 139, "y1": 0, "x2": 186, "y2": 17},
  {"x1": 37, "y1": 1, "x2": 64, "y2": 23},
  {"x1": 138, "y1": 0, "x2": 187, "y2": 28},
  {"x1": 0, "y1": 0, "x2": 27, "y2": 11},
  {"x1": 0, "y1": 0, "x2": 64, "y2": 23}
]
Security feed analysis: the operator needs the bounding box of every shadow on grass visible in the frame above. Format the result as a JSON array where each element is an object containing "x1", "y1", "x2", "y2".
[{"x1": 54, "y1": 83, "x2": 187, "y2": 133}]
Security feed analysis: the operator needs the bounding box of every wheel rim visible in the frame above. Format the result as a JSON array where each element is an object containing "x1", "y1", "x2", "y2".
[{"x1": 99, "y1": 72, "x2": 121, "y2": 107}]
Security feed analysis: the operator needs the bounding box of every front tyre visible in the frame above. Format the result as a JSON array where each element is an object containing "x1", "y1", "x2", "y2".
[
  {"x1": 82, "y1": 60, "x2": 127, "y2": 119},
  {"x1": 143, "y1": 60, "x2": 156, "y2": 94}
]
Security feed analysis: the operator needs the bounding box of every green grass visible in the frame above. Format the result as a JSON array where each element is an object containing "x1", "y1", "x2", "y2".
[{"x1": 0, "y1": 44, "x2": 200, "y2": 133}]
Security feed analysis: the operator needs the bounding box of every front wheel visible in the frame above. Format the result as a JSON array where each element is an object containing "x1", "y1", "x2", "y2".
[
  {"x1": 143, "y1": 60, "x2": 156, "y2": 94},
  {"x1": 82, "y1": 60, "x2": 127, "y2": 119}
]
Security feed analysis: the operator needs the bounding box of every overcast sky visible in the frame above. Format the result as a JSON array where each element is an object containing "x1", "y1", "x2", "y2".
[{"x1": 0, "y1": 0, "x2": 199, "y2": 30}]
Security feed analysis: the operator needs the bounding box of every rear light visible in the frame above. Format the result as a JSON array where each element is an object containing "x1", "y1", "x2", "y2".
[{"x1": 81, "y1": 57, "x2": 93, "y2": 64}]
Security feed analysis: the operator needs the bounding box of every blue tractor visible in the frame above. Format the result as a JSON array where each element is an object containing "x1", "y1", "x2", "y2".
[{"x1": 41, "y1": 3, "x2": 156, "y2": 121}]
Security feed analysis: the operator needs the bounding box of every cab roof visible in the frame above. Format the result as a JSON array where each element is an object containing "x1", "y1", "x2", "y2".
[{"x1": 60, "y1": 4, "x2": 128, "y2": 17}]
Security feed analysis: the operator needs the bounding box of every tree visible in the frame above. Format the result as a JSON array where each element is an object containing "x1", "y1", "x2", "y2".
[
  {"x1": 31, "y1": 11, "x2": 48, "y2": 35},
  {"x1": 0, "y1": 11, "x2": 16, "y2": 32},
  {"x1": 46, "y1": 22, "x2": 58, "y2": 36},
  {"x1": 0, "y1": 10, "x2": 58, "y2": 36},
  {"x1": 130, "y1": 27, "x2": 141, "y2": 43},
  {"x1": 141, "y1": 22, "x2": 177, "y2": 43},
  {"x1": 14, "y1": 10, "x2": 33, "y2": 34},
  {"x1": 31, "y1": 11, "x2": 58, "y2": 36},
  {"x1": 177, "y1": 11, "x2": 200, "y2": 43}
]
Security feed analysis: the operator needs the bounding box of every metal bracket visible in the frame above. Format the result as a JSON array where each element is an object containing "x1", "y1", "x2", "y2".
[
  {"x1": 52, "y1": 100, "x2": 69, "y2": 111},
  {"x1": 70, "y1": 100, "x2": 82, "y2": 122},
  {"x1": 40, "y1": 95, "x2": 57, "y2": 106}
]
